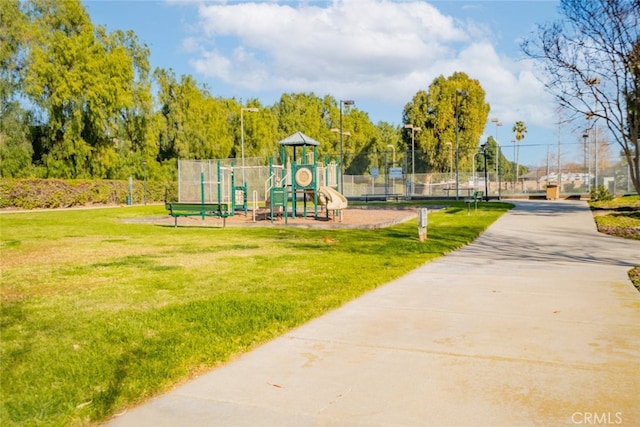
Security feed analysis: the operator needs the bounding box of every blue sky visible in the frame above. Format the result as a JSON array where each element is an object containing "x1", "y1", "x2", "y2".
[{"x1": 84, "y1": 0, "x2": 582, "y2": 167}]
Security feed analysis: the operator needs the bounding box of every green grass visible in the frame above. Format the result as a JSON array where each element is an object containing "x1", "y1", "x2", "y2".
[
  {"x1": 589, "y1": 194, "x2": 640, "y2": 210},
  {"x1": 590, "y1": 195, "x2": 640, "y2": 240},
  {"x1": 0, "y1": 202, "x2": 511, "y2": 426},
  {"x1": 589, "y1": 195, "x2": 640, "y2": 292}
]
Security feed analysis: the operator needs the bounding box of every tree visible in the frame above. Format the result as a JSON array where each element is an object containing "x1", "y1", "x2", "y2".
[
  {"x1": 18, "y1": 0, "x2": 150, "y2": 178},
  {"x1": 109, "y1": 29, "x2": 157, "y2": 181},
  {"x1": 522, "y1": 0, "x2": 640, "y2": 194},
  {"x1": 273, "y1": 93, "x2": 334, "y2": 144},
  {"x1": 372, "y1": 121, "x2": 403, "y2": 170},
  {"x1": 271, "y1": 93, "x2": 377, "y2": 172},
  {"x1": 0, "y1": 0, "x2": 25, "y2": 106},
  {"x1": 482, "y1": 135, "x2": 514, "y2": 185},
  {"x1": 235, "y1": 99, "x2": 279, "y2": 164},
  {"x1": 403, "y1": 72, "x2": 490, "y2": 173},
  {"x1": 0, "y1": 104, "x2": 34, "y2": 177},
  {"x1": 512, "y1": 120, "x2": 527, "y2": 185},
  {"x1": 154, "y1": 69, "x2": 236, "y2": 162},
  {"x1": 0, "y1": 0, "x2": 35, "y2": 177}
]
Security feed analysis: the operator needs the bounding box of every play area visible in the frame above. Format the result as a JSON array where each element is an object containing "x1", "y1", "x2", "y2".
[
  {"x1": 151, "y1": 205, "x2": 416, "y2": 229},
  {"x1": 165, "y1": 131, "x2": 353, "y2": 227}
]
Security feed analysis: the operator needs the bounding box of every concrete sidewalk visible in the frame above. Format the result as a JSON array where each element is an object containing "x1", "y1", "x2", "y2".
[{"x1": 106, "y1": 200, "x2": 640, "y2": 426}]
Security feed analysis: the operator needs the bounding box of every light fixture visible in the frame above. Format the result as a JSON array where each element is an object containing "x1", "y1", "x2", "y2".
[
  {"x1": 338, "y1": 100, "x2": 355, "y2": 193},
  {"x1": 454, "y1": 89, "x2": 468, "y2": 200},
  {"x1": 240, "y1": 107, "x2": 259, "y2": 184},
  {"x1": 404, "y1": 124, "x2": 421, "y2": 198}
]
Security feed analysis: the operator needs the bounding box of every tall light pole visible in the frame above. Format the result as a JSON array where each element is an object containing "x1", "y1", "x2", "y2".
[
  {"x1": 594, "y1": 126, "x2": 598, "y2": 192},
  {"x1": 586, "y1": 77, "x2": 600, "y2": 193},
  {"x1": 491, "y1": 117, "x2": 502, "y2": 198},
  {"x1": 142, "y1": 160, "x2": 147, "y2": 205},
  {"x1": 240, "y1": 107, "x2": 259, "y2": 184},
  {"x1": 583, "y1": 131, "x2": 589, "y2": 193},
  {"x1": 386, "y1": 144, "x2": 396, "y2": 165},
  {"x1": 480, "y1": 143, "x2": 489, "y2": 201},
  {"x1": 404, "y1": 124, "x2": 421, "y2": 197},
  {"x1": 331, "y1": 127, "x2": 351, "y2": 193},
  {"x1": 338, "y1": 100, "x2": 354, "y2": 194},
  {"x1": 511, "y1": 138, "x2": 516, "y2": 190},
  {"x1": 387, "y1": 144, "x2": 396, "y2": 193},
  {"x1": 455, "y1": 89, "x2": 468, "y2": 200},
  {"x1": 445, "y1": 141, "x2": 453, "y2": 182}
]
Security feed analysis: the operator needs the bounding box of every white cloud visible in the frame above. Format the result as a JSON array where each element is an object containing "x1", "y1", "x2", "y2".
[
  {"x1": 190, "y1": 1, "x2": 464, "y2": 90},
  {"x1": 185, "y1": 0, "x2": 556, "y2": 134}
]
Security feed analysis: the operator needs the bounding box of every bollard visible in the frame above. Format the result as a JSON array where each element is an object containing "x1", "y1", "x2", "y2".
[{"x1": 418, "y1": 208, "x2": 428, "y2": 242}]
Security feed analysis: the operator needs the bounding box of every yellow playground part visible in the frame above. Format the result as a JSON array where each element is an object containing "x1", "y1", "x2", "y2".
[{"x1": 317, "y1": 186, "x2": 348, "y2": 210}]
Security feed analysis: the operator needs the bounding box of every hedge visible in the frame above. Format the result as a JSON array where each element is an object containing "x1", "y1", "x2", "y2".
[{"x1": 0, "y1": 179, "x2": 177, "y2": 210}]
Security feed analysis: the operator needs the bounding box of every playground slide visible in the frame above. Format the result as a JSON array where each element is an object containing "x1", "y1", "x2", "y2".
[{"x1": 318, "y1": 186, "x2": 348, "y2": 210}]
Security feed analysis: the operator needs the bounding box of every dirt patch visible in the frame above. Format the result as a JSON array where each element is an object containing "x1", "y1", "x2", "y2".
[{"x1": 128, "y1": 206, "x2": 442, "y2": 229}]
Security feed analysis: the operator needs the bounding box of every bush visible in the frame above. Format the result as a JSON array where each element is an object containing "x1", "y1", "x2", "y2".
[
  {"x1": 590, "y1": 185, "x2": 613, "y2": 202},
  {"x1": 0, "y1": 179, "x2": 176, "y2": 209}
]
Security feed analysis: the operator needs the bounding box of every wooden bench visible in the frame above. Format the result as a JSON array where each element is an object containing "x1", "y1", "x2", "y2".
[
  {"x1": 464, "y1": 191, "x2": 484, "y2": 214},
  {"x1": 165, "y1": 202, "x2": 231, "y2": 227}
]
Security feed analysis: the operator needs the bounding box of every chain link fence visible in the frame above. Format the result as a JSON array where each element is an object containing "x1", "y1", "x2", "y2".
[{"x1": 180, "y1": 149, "x2": 637, "y2": 202}]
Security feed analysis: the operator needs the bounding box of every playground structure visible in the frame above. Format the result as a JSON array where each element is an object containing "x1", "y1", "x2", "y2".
[
  {"x1": 265, "y1": 132, "x2": 347, "y2": 222},
  {"x1": 172, "y1": 131, "x2": 348, "y2": 225}
]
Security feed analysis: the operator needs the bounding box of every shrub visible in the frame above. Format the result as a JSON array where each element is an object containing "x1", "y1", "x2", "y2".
[
  {"x1": 0, "y1": 179, "x2": 176, "y2": 209},
  {"x1": 590, "y1": 185, "x2": 613, "y2": 202}
]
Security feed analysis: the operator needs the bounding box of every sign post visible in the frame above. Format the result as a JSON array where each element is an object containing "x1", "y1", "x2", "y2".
[
  {"x1": 418, "y1": 208, "x2": 428, "y2": 242},
  {"x1": 389, "y1": 167, "x2": 402, "y2": 196},
  {"x1": 371, "y1": 167, "x2": 378, "y2": 194}
]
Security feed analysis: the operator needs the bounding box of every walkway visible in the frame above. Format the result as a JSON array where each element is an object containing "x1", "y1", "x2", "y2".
[{"x1": 106, "y1": 200, "x2": 640, "y2": 426}]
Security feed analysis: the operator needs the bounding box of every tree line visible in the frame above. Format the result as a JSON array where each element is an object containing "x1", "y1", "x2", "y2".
[{"x1": 5, "y1": 0, "x2": 574, "y2": 187}]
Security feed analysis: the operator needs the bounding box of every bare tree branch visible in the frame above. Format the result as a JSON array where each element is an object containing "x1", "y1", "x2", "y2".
[{"x1": 522, "y1": 0, "x2": 640, "y2": 193}]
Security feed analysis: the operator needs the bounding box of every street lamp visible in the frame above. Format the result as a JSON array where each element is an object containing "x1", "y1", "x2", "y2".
[
  {"x1": 445, "y1": 141, "x2": 453, "y2": 182},
  {"x1": 586, "y1": 77, "x2": 600, "y2": 192},
  {"x1": 404, "y1": 124, "x2": 421, "y2": 197},
  {"x1": 511, "y1": 138, "x2": 516, "y2": 190},
  {"x1": 491, "y1": 118, "x2": 502, "y2": 199},
  {"x1": 594, "y1": 127, "x2": 598, "y2": 192},
  {"x1": 455, "y1": 89, "x2": 468, "y2": 200},
  {"x1": 583, "y1": 130, "x2": 590, "y2": 193},
  {"x1": 240, "y1": 107, "x2": 259, "y2": 185},
  {"x1": 387, "y1": 144, "x2": 396, "y2": 194},
  {"x1": 142, "y1": 160, "x2": 147, "y2": 205},
  {"x1": 331, "y1": 128, "x2": 351, "y2": 192},
  {"x1": 339, "y1": 100, "x2": 354, "y2": 193},
  {"x1": 386, "y1": 144, "x2": 396, "y2": 165},
  {"x1": 480, "y1": 143, "x2": 489, "y2": 201}
]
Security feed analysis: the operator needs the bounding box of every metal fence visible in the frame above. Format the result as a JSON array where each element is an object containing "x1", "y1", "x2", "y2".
[
  {"x1": 178, "y1": 160, "x2": 234, "y2": 203},
  {"x1": 342, "y1": 165, "x2": 637, "y2": 199},
  {"x1": 181, "y1": 151, "x2": 637, "y2": 202}
]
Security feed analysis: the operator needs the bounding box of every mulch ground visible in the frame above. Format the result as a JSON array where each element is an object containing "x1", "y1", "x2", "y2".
[{"x1": 128, "y1": 206, "x2": 426, "y2": 229}]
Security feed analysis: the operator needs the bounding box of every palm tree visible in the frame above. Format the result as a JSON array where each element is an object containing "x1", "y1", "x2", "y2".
[{"x1": 512, "y1": 121, "x2": 527, "y2": 189}]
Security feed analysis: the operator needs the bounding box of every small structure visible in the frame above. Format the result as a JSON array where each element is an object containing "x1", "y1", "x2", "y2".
[
  {"x1": 264, "y1": 131, "x2": 347, "y2": 222},
  {"x1": 278, "y1": 132, "x2": 321, "y2": 218}
]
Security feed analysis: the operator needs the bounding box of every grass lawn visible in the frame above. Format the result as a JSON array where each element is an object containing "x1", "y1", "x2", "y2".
[
  {"x1": 0, "y1": 202, "x2": 511, "y2": 426},
  {"x1": 590, "y1": 195, "x2": 640, "y2": 291}
]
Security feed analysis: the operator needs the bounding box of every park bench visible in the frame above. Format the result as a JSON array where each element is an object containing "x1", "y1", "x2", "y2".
[
  {"x1": 464, "y1": 191, "x2": 484, "y2": 214},
  {"x1": 165, "y1": 202, "x2": 231, "y2": 227},
  {"x1": 361, "y1": 193, "x2": 403, "y2": 203}
]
